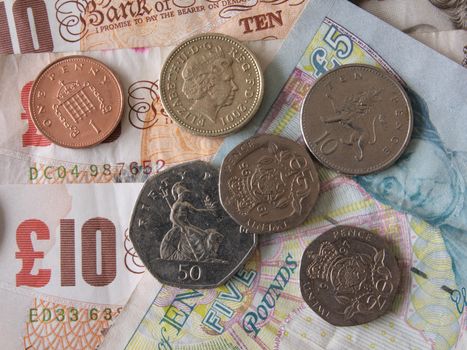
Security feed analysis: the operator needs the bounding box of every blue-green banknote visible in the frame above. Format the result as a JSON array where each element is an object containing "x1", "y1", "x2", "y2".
[
  {"x1": 214, "y1": 0, "x2": 467, "y2": 290},
  {"x1": 102, "y1": 0, "x2": 467, "y2": 349}
]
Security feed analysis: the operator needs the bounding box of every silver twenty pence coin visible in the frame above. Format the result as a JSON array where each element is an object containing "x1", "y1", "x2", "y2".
[{"x1": 129, "y1": 160, "x2": 257, "y2": 288}]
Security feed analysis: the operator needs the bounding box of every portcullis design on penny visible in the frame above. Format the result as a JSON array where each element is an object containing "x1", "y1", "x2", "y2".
[
  {"x1": 301, "y1": 64, "x2": 413, "y2": 175},
  {"x1": 29, "y1": 55, "x2": 123, "y2": 148},
  {"x1": 129, "y1": 160, "x2": 257, "y2": 288},
  {"x1": 300, "y1": 225, "x2": 400, "y2": 326},
  {"x1": 160, "y1": 33, "x2": 264, "y2": 137},
  {"x1": 219, "y1": 134, "x2": 320, "y2": 234}
]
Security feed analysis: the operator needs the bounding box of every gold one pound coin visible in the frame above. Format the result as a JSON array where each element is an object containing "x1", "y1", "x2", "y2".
[{"x1": 160, "y1": 33, "x2": 264, "y2": 137}]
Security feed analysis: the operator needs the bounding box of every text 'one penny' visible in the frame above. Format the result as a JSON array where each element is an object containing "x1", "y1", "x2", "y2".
[{"x1": 29, "y1": 55, "x2": 123, "y2": 148}]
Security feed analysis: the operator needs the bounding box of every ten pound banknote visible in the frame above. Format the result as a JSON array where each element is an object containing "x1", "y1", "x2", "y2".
[
  {"x1": 0, "y1": 0, "x2": 304, "y2": 54},
  {"x1": 0, "y1": 39, "x2": 280, "y2": 186},
  {"x1": 102, "y1": 0, "x2": 467, "y2": 349},
  {"x1": 1, "y1": 1, "x2": 466, "y2": 350},
  {"x1": 0, "y1": 183, "x2": 148, "y2": 349},
  {"x1": 1, "y1": 0, "x2": 466, "y2": 67},
  {"x1": 0, "y1": 38, "x2": 280, "y2": 350}
]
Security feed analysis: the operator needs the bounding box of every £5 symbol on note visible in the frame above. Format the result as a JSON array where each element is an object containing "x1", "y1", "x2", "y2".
[{"x1": 208, "y1": 0, "x2": 467, "y2": 347}]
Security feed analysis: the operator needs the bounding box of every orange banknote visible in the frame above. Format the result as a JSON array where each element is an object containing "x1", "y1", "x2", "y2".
[
  {"x1": 0, "y1": 40, "x2": 280, "y2": 184},
  {"x1": 0, "y1": 0, "x2": 305, "y2": 54},
  {"x1": 0, "y1": 183, "x2": 148, "y2": 350}
]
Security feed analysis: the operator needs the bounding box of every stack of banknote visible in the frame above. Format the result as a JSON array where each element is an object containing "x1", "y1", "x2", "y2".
[{"x1": 0, "y1": 0, "x2": 466, "y2": 349}]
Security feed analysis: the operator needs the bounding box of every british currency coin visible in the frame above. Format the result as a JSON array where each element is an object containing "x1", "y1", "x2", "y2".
[
  {"x1": 301, "y1": 64, "x2": 413, "y2": 175},
  {"x1": 219, "y1": 134, "x2": 320, "y2": 234},
  {"x1": 300, "y1": 225, "x2": 400, "y2": 326},
  {"x1": 29, "y1": 55, "x2": 123, "y2": 148},
  {"x1": 160, "y1": 33, "x2": 264, "y2": 137},
  {"x1": 129, "y1": 160, "x2": 257, "y2": 288}
]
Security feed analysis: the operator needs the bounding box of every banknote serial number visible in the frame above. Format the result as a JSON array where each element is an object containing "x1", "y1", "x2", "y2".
[
  {"x1": 29, "y1": 306, "x2": 122, "y2": 323},
  {"x1": 29, "y1": 160, "x2": 166, "y2": 181}
]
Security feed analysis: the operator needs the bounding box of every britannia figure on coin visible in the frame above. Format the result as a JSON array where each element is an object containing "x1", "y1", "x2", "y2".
[
  {"x1": 159, "y1": 182, "x2": 225, "y2": 263},
  {"x1": 181, "y1": 45, "x2": 238, "y2": 122}
]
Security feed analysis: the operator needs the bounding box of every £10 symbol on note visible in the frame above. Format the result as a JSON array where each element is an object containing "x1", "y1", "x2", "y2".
[
  {"x1": 16, "y1": 217, "x2": 117, "y2": 287},
  {"x1": 0, "y1": 0, "x2": 53, "y2": 54}
]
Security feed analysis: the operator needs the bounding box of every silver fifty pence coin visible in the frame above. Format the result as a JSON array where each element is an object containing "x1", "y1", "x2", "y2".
[{"x1": 129, "y1": 160, "x2": 257, "y2": 288}]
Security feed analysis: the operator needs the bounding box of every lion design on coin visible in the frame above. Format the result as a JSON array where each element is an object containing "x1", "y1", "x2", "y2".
[
  {"x1": 181, "y1": 45, "x2": 238, "y2": 122},
  {"x1": 321, "y1": 89, "x2": 384, "y2": 161}
]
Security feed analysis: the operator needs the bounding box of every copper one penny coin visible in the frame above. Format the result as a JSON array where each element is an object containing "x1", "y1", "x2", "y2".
[
  {"x1": 219, "y1": 134, "x2": 320, "y2": 234},
  {"x1": 29, "y1": 55, "x2": 123, "y2": 148},
  {"x1": 160, "y1": 33, "x2": 264, "y2": 137},
  {"x1": 300, "y1": 225, "x2": 400, "y2": 326},
  {"x1": 301, "y1": 64, "x2": 413, "y2": 175}
]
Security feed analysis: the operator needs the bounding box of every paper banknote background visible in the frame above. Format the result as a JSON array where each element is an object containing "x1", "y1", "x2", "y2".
[
  {"x1": 0, "y1": 35, "x2": 280, "y2": 350},
  {"x1": 0, "y1": 39, "x2": 281, "y2": 185},
  {"x1": 1, "y1": 0, "x2": 466, "y2": 349},
  {"x1": 0, "y1": 0, "x2": 304, "y2": 54},
  {"x1": 214, "y1": 0, "x2": 467, "y2": 288},
  {"x1": 0, "y1": 0, "x2": 464, "y2": 186},
  {"x1": 1, "y1": 0, "x2": 466, "y2": 65},
  {"x1": 0, "y1": 183, "x2": 146, "y2": 349},
  {"x1": 102, "y1": 0, "x2": 467, "y2": 349},
  {"x1": 103, "y1": 169, "x2": 465, "y2": 350}
]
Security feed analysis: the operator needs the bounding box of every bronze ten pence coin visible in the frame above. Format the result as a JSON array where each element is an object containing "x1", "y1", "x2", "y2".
[
  {"x1": 29, "y1": 55, "x2": 123, "y2": 148},
  {"x1": 300, "y1": 225, "x2": 400, "y2": 326},
  {"x1": 219, "y1": 134, "x2": 320, "y2": 234},
  {"x1": 129, "y1": 160, "x2": 257, "y2": 288},
  {"x1": 301, "y1": 64, "x2": 413, "y2": 175},
  {"x1": 160, "y1": 33, "x2": 264, "y2": 137}
]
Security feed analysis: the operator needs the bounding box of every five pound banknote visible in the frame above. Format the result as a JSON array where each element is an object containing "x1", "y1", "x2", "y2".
[{"x1": 102, "y1": 1, "x2": 467, "y2": 349}]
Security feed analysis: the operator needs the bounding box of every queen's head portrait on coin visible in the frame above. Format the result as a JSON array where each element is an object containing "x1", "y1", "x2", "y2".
[
  {"x1": 160, "y1": 33, "x2": 264, "y2": 137},
  {"x1": 181, "y1": 45, "x2": 239, "y2": 122}
]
